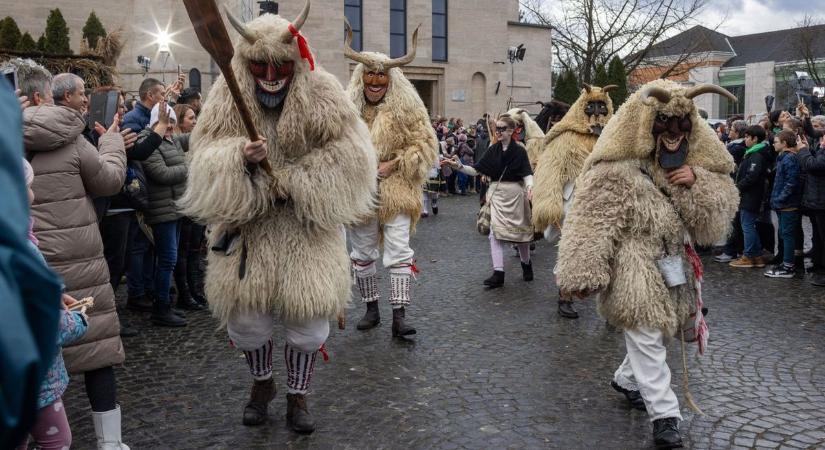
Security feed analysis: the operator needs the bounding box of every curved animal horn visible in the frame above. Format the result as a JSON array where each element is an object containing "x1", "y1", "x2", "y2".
[
  {"x1": 602, "y1": 84, "x2": 618, "y2": 93},
  {"x1": 640, "y1": 85, "x2": 672, "y2": 105},
  {"x1": 224, "y1": 7, "x2": 257, "y2": 44},
  {"x1": 685, "y1": 83, "x2": 737, "y2": 102},
  {"x1": 344, "y1": 18, "x2": 375, "y2": 67},
  {"x1": 582, "y1": 83, "x2": 592, "y2": 93},
  {"x1": 281, "y1": 0, "x2": 311, "y2": 43},
  {"x1": 384, "y1": 24, "x2": 420, "y2": 69}
]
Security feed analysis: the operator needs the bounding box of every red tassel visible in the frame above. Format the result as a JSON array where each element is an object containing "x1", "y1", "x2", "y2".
[
  {"x1": 288, "y1": 24, "x2": 315, "y2": 71},
  {"x1": 319, "y1": 344, "x2": 329, "y2": 362}
]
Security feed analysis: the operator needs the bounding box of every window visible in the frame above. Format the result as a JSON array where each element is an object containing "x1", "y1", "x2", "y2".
[
  {"x1": 345, "y1": 0, "x2": 363, "y2": 51},
  {"x1": 390, "y1": 0, "x2": 407, "y2": 58},
  {"x1": 432, "y1": 0, "x2": 447, "y2": 61},
  {"x1": 720, "y1": 85, "x2": 745, "y2": 118}
]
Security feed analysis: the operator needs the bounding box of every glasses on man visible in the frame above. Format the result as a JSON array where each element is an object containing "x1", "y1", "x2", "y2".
[{"x1": 495, "y1": 126, "x2": 509, "y2": 133}]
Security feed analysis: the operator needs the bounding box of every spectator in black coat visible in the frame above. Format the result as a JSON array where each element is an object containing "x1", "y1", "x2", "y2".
[
  {"x1": 799, "y1": 133, "x2": 825, "y2": 285},
  {"x1": 730, "y1": 126, "x2": 771, "y2": 268}
]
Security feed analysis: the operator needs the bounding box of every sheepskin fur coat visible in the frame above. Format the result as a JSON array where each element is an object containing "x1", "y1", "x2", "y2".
[
  {"x1": 506, "y1": 108, "x2": 546, "y2": 168},
  {"x1": 346, "y1": 60, "x2": 438, "y2": 229},
  {"x1": 532, "y1": 86, "x2": 614, "y2": 232},
  {"x1": 179, "y1": 13, "x2": 377, "y2": 325},
  {"x1": 555, "y1": 79, "x2": 738, "y2": 335}
]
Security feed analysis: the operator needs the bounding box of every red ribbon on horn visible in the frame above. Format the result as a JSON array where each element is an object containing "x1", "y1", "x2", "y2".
[{"x1": 288, "y1": 23, "x2": 315, "y2": 71}]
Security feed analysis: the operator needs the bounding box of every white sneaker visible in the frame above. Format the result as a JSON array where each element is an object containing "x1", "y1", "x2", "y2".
[{"x1": 712, "y1": 253, "x2": 735, "y2": 263}]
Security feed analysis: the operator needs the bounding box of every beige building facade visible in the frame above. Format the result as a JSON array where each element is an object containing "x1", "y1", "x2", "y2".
[{"x1": 4, "y1": 0, "x2": 552, "y2": 120}]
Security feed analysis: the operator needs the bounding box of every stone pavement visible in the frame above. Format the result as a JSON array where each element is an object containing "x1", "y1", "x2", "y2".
[{"x1": 63, "y1": 195, "x2": 825, "y2": 449}]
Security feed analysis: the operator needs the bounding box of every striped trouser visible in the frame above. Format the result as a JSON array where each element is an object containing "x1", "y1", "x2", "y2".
[{"x1": 228, "y1": 313, "x2": 330, "y2": 394}]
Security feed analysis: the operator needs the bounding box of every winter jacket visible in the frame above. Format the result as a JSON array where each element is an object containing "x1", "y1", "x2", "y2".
[
  {"x1": 0, "y1": 88, "x2": 62, "y2": 449},
  {"x1": 735, "y1": 142, "x2": 769, "y2": 213},
  {"x1": 24, "y1": 104, "x2": 127, "y2": 373},
  {"x1": 138, "y1": 129, "x2": 188, "y2": 225},
  {"x1": 800, "y1": 145, "x2": 825, "y2": 210},
  {"x1": 121, "y1": 101, "x2": 152, "y2": 135},
  {"x1": 771, "y1": 151, "x2": 802, "y2": 210},
  {"x1": 727, "y1": 138, "x2": 747, "y2": 166},
  {"x1": 39, "y1": 310, "x2": 87, "y2": 409}
]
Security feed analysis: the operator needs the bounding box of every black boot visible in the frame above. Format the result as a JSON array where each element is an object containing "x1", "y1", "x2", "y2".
[
  {"x1": 176, "y1": 286, "x2": 206, "y2": 311},
  {"x1": 126, "y1": 294, "x2": 153, "y2": 312},
  {"x1": 521, "y1": 261, "x2": 534, "y2": 281},
  {"x1": 151, "y1": 302, "x2": 187, "y2": 327},
  {"x1": 286, "y1": 393, "x2": 316, "y2": 433},
  {"x1": 391, "y1": 307, "x2": 416, "y2": 337},
  {"x1": 187, "y1": 255, "x2": 208, "y2": 306},
  {"x1": 652, "y1": 417, "x2": 683, "y2": 449},
  {"x1": 610, "y1": 381, "x2": 646, "y2": 411},
  {"x1": 432, "y1": 205, "x2": 439, "y2": 215},
  {"x1": 119, "y1": 324, "x2": 139, "y2": 338},
  {"x1": 242, "y1": 378, "x2": 275, "y2": 426},
  {"x1": 811, "y1": 273, "x2": 825, "y2": 287},
  {"x1": 356, "y1": 301, "x2": 380, "y2": 330},
  {"x1": 558, "y1": 299, "x2": 579, "y2": 319},
  {"x1": 483, "y1": 270, "x2": 505, "y2": 288}
]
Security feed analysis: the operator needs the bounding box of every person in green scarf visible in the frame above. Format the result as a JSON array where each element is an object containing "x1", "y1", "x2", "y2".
[{"x1": 730, "y1": 125, "x2": 771, "y2": 268}]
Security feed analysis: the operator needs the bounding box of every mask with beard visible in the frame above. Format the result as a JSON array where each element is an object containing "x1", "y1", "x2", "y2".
[
  {"x1": 249, "y1": 60, "x2": 295, "y2": 109},
  {"x1": 652, "y1": 112, "x2": 693, "y2": 169},
  {"x1": 585, "y1": 100, "x2": 609, "y2": 136}
]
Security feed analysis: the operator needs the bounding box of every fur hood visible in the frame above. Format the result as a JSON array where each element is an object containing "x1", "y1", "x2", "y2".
[
  {"x1": 584, "y1": 79, "x2": 734, "y2": 176},
  {"x1": 546, "y1": 86, "x2": 614, "y2": 141}
]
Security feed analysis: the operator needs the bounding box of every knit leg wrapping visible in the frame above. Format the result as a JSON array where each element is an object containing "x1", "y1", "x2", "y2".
[
  {"x1": 389, "y1": 265, "x2": 412, "y2": 307},
  {"x1": 353, "y1": 260, "x2": 379, "y2": 303},
  {"x1": 243, "y1": 339, "x2": 274, "y2": 381},
  {"x1": 284, "y1": 343, "x2": 318, "y2": 395}
]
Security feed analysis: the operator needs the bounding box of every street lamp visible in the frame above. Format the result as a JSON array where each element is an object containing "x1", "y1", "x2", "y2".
[{"x1": 506, "y1": 44, "x2": 526, "y2": 109}]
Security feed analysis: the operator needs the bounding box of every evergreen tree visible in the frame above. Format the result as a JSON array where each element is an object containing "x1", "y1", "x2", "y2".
[
  {"x1": 554, "y1": 70, "x2": 580, "y2": 105},
  {"x1": 82, "y1": 11, "x2": 106, "y2": 50},
  {"x1": 16, "y1": 32, "x2": 37, "y2": 52},
  {"x1": 36, "y1": 34, "x2": 46, "y2": 52},
  {"x1": 607, "y1": 56, "x2": 629, "y2": 107},
  {"x1": 44, "y1": 8, "x2": 71, "y2": 54},
  {"x1": 593, "y1": 62, "x2": 610, "y2": 87},
  {"x1": 0, "y1": 16, "x2": 22, "y2": 50}
]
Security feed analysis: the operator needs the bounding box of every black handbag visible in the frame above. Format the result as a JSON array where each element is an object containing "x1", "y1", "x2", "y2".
[{"x1": 122, "y1": 162, "x2": 149, "y2": 211}]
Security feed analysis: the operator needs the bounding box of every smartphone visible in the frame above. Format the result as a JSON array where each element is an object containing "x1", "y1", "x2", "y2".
[
  {"x1": 2, "y1": 66, "x2": 18, "y2": 91},
  {"x1": 87, "y1": 91, "x2": 120, "y2": 130}
]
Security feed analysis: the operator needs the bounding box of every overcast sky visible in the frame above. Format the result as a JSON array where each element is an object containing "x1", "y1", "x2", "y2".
[{"x1": 699, "y1": 0, "x2": 819, "y2": 36}]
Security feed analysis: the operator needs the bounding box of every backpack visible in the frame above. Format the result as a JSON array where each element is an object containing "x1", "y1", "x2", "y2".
[{"x1": 122, "y1": 162, "x2": 149, "y2": 211}]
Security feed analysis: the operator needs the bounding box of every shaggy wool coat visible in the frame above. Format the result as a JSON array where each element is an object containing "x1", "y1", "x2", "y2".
[
  {"x1": 532, "y1": 87, "x2": 614, "y2": 232},
  {"x1": 346, "y1": 60, "x2": 438, "y2": 229},
  {"x1": 556, "y1": 79, "x2": 739, "y2": 335},
  {"x1": 179, "y1": 14, "x2": 377, "y2": 325}
]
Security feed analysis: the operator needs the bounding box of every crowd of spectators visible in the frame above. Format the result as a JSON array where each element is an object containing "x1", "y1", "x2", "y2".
[{"x1": 1, "y1": 57, "x2": 207, "y2": 449}]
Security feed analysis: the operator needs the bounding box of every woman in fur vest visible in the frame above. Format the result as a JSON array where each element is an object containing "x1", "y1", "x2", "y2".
[
  {"x1": 556, "y1": 80, "x2": 739, "y2": 449},
  {"x1": 444, "y1": 115, "x2": 535, "y2": 288}
]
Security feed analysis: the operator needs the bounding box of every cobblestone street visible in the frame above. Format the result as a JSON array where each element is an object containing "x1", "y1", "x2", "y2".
[{"x1": 63, "y1": 195, "x2": 825, "y2": 450}]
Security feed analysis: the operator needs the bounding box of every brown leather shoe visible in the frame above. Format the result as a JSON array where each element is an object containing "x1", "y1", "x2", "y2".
[
  {"x1": 729, "y1": 256, "x2": 755, "y2": 268},
  {"x1": 753, "y1": 256, "x2": 767, "y2": 268},
  {"x1": 242, "y1": 378, "x2": 275, "y2": 426},
  {"x1": 286, "y1": 393, "x2": 316, "y2": 434}
]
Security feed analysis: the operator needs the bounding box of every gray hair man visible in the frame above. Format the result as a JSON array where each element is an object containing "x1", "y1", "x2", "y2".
[
  {"x1": 52, "y1": 73, "x2": 88, "y2": 113},
  {"x1": 1, "y1": 58, "x2": 53, "y2": 106}
]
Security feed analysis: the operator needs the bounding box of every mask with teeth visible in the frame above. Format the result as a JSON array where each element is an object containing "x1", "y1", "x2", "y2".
[
  {"x1": 652, "y1": 112, "x2": 693, "y2": 169},
  {"x1": 362, "y1": 70, "x2": 389, "y2": 104},
  {"x1": 584, "y1": 101, "x2": 609, "y2": 136},
  {"x1": 249, "y1": 60, "x2": 295, "y2": 109}
]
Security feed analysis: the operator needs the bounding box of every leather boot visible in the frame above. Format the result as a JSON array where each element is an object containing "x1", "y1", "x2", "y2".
[
  {"x1": 391, "y1": 307, "x2": 416, "y2": 337},
  {"x1": 558, "y1": 299, "x2": 579, "y2": 319},
  {"x1": 151, "y1": 302, "x2": 187, "y2": 327},
  {"x1": 521, "y1": 261, "x2": 534, "y2": 281},
  {"x1": 242, "y1": 378, "x2": 276, "y2": 426},
  {"x1": 611, "y1": 381, "x2": 646, "y2": 411},
  {"x1": 483, "y1": 270, "x2": 505, "y2": 288},
  {"x1": 653, "y1": 417, "x2": 683, "y2": 449},
  {"x1": 286, "y1": 393, "x2": 316, "y2": 434},
  {"x1": 126, "y1": 294, "x2": 152, "y2": 312},
  {"x1": 811, "y1": 273, "x2": 825, "y2": 287},
  {"x1": 356, "y1": 301, "x2": 380, "y2": 330}
]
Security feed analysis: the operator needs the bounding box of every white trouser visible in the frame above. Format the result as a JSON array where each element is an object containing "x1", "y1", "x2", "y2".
[
  {"x1": 227, "y1": 311, "x2": 330, "y2": 353},
  {"x1": 349, "y1": 214, "x2": 414, "y2": 268},
  {"x1": 613, "y1": 327, "x2": 682, "y2": 422}
]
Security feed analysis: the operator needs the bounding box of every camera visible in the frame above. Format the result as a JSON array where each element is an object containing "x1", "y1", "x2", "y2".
[
  {"x1": 137, "y1": 55, "x2": 152, "y2": 74},
  {"x1": 2, "y1": 66, "x2": 18, "y2": 91}
]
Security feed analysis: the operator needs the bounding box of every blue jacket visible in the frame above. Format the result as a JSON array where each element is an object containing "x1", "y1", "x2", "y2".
[
  {"x1": 0, "y1": 84, "x2": 63, "y2": 448},
  {"x1": 771, "y1": 151, "x2": 803, "y2": 210},
  {"x1": 121, "y1": 101, "x2": 152, "y2": 134}
]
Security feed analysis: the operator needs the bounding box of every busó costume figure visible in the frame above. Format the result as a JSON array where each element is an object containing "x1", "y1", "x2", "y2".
[
  {"x1": 555, "y1": 79, "x2": 738, "y2": 449},
  {"x1": 344, "y1": 21, "x2": 438, "y2": 338},
  {"x1": 531, "y1": 83, "x2": 615, "y2": 319},
  {"x1": 179, "y1": 3, "x2": 377, "y2": 433}
]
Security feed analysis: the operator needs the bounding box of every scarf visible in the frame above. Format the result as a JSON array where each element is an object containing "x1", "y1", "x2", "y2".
[{"x1": 744, "y1": 140, "x2": 767, "y2": 157}]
